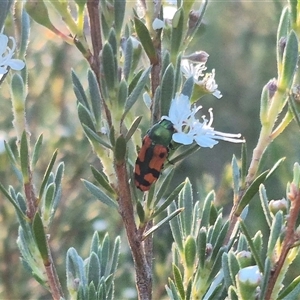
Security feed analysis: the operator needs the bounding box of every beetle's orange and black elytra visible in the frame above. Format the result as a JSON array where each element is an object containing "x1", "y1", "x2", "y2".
[{"x1": 134, "y1": 120, "x2": 175, "y2": 192}]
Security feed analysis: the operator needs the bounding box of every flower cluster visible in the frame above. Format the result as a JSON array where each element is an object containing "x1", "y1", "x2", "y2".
[
  {"x1": 162, "y1": 94, "x2": 244, "y2": 148},
  {"x1": 181, "y1": 58, "x2": 222, "y2": 99},
  {"x1": 0, "y1": 33, "x2": 25, "y2": 75}
]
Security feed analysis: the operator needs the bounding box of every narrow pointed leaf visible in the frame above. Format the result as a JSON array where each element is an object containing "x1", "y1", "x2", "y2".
[
  {"x1": 173, "y1": 264, "x2": 185, "y2": 299},
  {"x1": 20, "y1": 131, "x2": 29, "y2": 182},
  {"x1": 32, "y1": 212, "x2": 49, "y2": 263},
  {"x1": 125, "y1": 116, "x2": 142, "y2": 142},
  {"x1": 122, "y1": 67, "x2": 151, "y2": 120},
  {"x1": 31, "y1": 134, "x2": 43, "y2": 168},
  {"x1": 88, "y1": 69, "x2": 101, "y2": 126},
  {"x1": 235, "y1": 170, "x2": 269, "y2": 216},
  {"x1": 102, "y1": 43, "x2": 116, "y2": 92},
  {"x1": 78, "y1": 103, "x2": 96, "y2": 131},
  {"x1": 39, "y1": 149, "x2": 58, "y2": 199},
  {"x1": 82, "y1": 179, "x2": 118, "y2": 209},
  {"x1": 161, "y1": 64, "x2": 175, "y2": 116},
  {"x1": 82, "y1": 124, "x2": 112, "y2": 149},
  {"x1": 267, "y1": 211, "x2": 283, "y2": 258},
  {"x1": 72, "y1": 70, "x2": 90, "y2": 109},
  {"x1": 91, "y1": 166, "x2": 115, "y2": 194},
  {"x1": 143, "y1": 208, "x2": 183, "y2": 239},
  {"x1": 134, "y1": 17, "x2": 157, "y2": 63}
]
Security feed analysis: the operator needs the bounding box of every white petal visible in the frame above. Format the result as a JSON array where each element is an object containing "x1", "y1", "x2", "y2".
[
  {"x1": 7, "y1": 59, "x2": 25, "y2": 70},
  {"x1": 194, "y1": 134, "x2": 219, "y2": 148},
  {"x1": 0, "y1": 34, "x2": 8, "y2": 55},
  {"x1": 0, "y1": 66, "x2": 8, "y2": 74},
  {"x1": 172, "y1": 132, "x2": 193, "y2": 145},
  {"x1": 152, "y1": 18, "x2": 165, "y2": 30}
]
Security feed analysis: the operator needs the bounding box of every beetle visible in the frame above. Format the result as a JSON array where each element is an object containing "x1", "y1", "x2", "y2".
[{"x1": 134, "y1": 119, "x2": 175, "y2": 191}]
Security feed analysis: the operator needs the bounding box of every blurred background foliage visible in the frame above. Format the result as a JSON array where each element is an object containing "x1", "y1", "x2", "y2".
[{"x1": 1, "y1": 0, "x2": 299, "y2": 299}]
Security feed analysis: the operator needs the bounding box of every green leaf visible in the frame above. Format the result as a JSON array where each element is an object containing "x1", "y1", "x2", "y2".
[
  {"x1": 222, "y1": 253, "x2": 234, "y2": 289},
  {"x1": 87, "y1": 252, "x2": 100, "y2": 287},
  {"x1": 82, "y1": 124, "x2": 112, "y2": 149},
  {"x1": 232, "y1": 155, "x2": 240, "y2": 196},
  {"x1": 152, "y1": 174, "x2": 183, "y2": 218},
  {"x1": 118, "y1": 80, "x2": 128, "y2": 108},
  {"x1": 134, "y1": 17, "x2": 157, "y2": 63},
  {"x1": 143, "y1": 207, "x2": 183, "y2": 239},
  {"x1": 180, "y1": 179, "x2": 193, "y2": 237},
  {"x1": 279, "y1": 30, "x2": 298, "y2": 90},
  {"x1": 239, "y1": 220, "x2": 264, "y2": 272},
  {"x1": 88, "y1": 282, "x2": 97, "y2": 300},
  {"x1": 0, "y1": 182, "x2": 26, "y2": 218},
  {"x1": 200, "y1": 191, "x2": 215, "y2": 228},
  {"x1": 109, "y1": 236, "x2": 120, "y2": 275},
  {"x1": 114, "y1": 0, "x2": 125, "y2": 36},
  {"x1": 39, "y1": 149, "x2": 58, "y2": 200},
  {"x1": 72, "y1": 70, "x2": 90, "y2": 109},
  {"x1": 259, "y1": 184, "x2": 272, "y2": 228},
  {"x1": 228, "y1": 251, "x2": 240, "y2": 286},
  {"x1": 44, "y1": 182, "x2": 55, "y2": 215},
  {"x1": 235, "y1": 170, "x2": 269, "y2": 216},
  {"x1": 91, "y1": 166, "x2": 115, "y2": 194},
  {"x1": 276, "y1": 7, "x2": 290, "y2": 68},
  {"x1": 125, "y1": 115, "x2": 142, "y2": 142},
  {"x1": 173, "y1": 264, "x2": 185, "y2": 299},
  {"x1": 4, "y1": 140, "x2": 18, "y2": 166},
  {"x1": 267, "y1": 211, "x2": 283, "y2": 259},
  {"x1": 20, "y1": 131, "x2": 29, "y2": 183},
  {"x1": 174, "y1": 53, "x2": 182, "y2": 98},
  {"x1": 184, "y1": 235, "x2": 196, "y2": 270},
  {"x1": 198, "y1": 228, "x2": 207, "y2": 269},
  {"x1": 181, "y1": 76, "x2": 194, "y2": 99},
  {"x1": 136, "y1": 201, "x2": 145, "y2": 223},
  {"x1": 78, "y1": 103, "x2": 96, "y2": 132},
  {"x1": 82, "y1": 179, "x2": 118, "y2": 209},
  {"x1": 31, "y1": 134, "x2": 43, "y2": 168},
  {"x1": 259, "y1": 258, "x2": 271, "y2": 300},
  {"x1": 88, "y1": 69, "x2": 101, "y2": 127},
  {"x1": 160, "y1": 64, "x2": 175, "y2": 117},
  {"x1": 66, "y1": 247, "x2": 86, "y2": 289},
  {"x1": 123, "y1": 38, "x2": 133, "y2": 80},
  {"x1": 153, "y1": 168, "x2": 175, "y2": 206},
  {"x1": 170, "y1": 8, "x2": 184, "y2": 62},
  {"x1": 169, "y1": 202, "x2": 184, "y2": 252},
  {"x1": 241, "y1": 143, "x2": 247, "y2": 187},
  {"x1": 102, "y1": 43, "x2": 116, "y2": 92},
  {"x1": 20, "y1": 8, "x2": 30, "y2": 58},
  {"x1": 0, "y1": 0, "x2": 12, "y2": 30},
  {"x1": 211, "y1": 220, "x2": 229, "y2": 261},
  {"x1": 114, "y1": 135, "x2": 127, "y2": 165},
  {"x1": 122, "y1": 67, "x2": 151, "y2": 120},
  {"x1": 101, "y1": 233, "x2": 110, "y2": 276},
  {"x1": 32, "y1": 212, "x2": 49, "y2": 264},
  {"x1": 278, "y1": 275, "x2": 300, "y2": 299}
]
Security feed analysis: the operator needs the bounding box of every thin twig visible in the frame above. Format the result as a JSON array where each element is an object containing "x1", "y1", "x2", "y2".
[
  {"x1": 115, "y1": 161, "x2": 152, "y2": 300},
  {"x1": 265, "y1": 183, "x2": 300, "y2": 300}
]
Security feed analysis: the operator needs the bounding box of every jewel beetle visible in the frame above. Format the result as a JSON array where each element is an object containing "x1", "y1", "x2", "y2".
[{"x1": 134, "y1": 119, "x2": 175, "y2": 191}]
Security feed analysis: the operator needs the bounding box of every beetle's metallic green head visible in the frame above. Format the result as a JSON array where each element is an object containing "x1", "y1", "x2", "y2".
[{"x1": 147, "y1": 119, "x2": 175, "y2": 147}]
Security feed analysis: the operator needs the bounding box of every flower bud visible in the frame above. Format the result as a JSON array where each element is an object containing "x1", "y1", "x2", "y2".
[
  {"x1": 188, "y1": 10, "x2": 200, "y2": 29},
  {"x1": 236, "y1": 265, "x2": 262, "y2": 299},
  {"x1": 269, "y1": 198, "x2": 288, "y2": 215},
  {"x1": 183, "y1": 51, "x2": 209, "y2": 63},
  {"x1": 236, "y1": 250, "x2": 252, "y2": 268}
]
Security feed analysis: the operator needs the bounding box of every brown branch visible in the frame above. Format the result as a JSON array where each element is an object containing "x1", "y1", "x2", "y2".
[
  {"x1": 44, "y1": 246, "x2": 65, "y2": 300},
  {"x1": 115, "y1": 161, "x2": 152, "y2": 300},
  {"x1": 87, "y1": 0, "x2": 112, "y2": 127},
  {"x1": 265, "y1": 183, "x2": 300, "y2": 300}
]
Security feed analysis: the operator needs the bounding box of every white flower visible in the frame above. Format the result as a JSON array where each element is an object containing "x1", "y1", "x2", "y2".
[
  {"x1": 162, "y1": 94, "x2": 244, "y2": 148},
  {"x1": 0, "y1": 33, "x2": 25, "y2": 75},
  {"x1": 152, "y1": 18, "x2": 165, "y2": 30},
  {"x1": 181, "y1": 59, "x2": 207, "y2": 83},
  {"x1": 238, "y1": 265, "x2": 262, "y2": 286},
  {"x1": 181, "y1": 59, "x2": 222, "y2": 99}
]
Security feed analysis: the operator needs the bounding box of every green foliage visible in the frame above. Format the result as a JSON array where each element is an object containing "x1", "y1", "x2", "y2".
[{"x1": 2, "y1": 0, "x2": 300, "y2": 299}]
